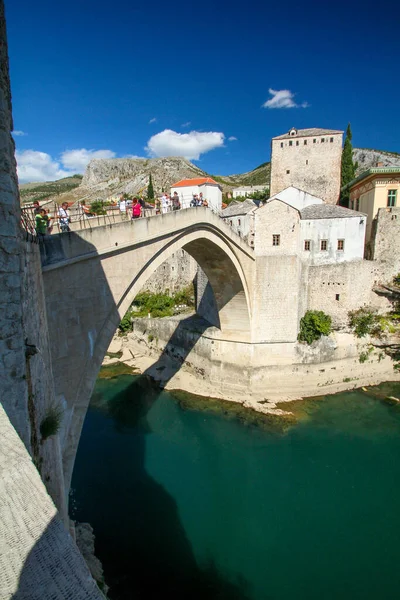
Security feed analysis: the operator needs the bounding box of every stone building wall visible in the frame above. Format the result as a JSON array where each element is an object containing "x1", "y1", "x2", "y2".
[
  {"x1": 369, "y1": 206, "x2": 400, "y2": 275},
  {"x1": 270, "y1": 132, "x2": 343, "y2": 204},
  {"x1": 0, "y1": 1, "x2": 66, "y2": 518},
  {"x1": 140, "y1": 249, "x2": 197, "y2": 294}
]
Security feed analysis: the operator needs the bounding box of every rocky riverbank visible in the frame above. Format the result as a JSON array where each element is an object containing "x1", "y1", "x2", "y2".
[{"x1": 102, "y1": 317, "x2": 400, "y2": 417}]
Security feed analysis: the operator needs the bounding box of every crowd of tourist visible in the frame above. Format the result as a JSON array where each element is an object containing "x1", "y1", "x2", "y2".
[{"x1": 32, "y1": 188, "x2": 210, "y2": 237}]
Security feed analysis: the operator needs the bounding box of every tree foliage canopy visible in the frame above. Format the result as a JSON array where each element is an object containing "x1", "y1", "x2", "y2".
[
  {"x1": 147, "y1": 172, "x2": 154, "y2": 199},
  {"x1": 340, "y1": 123, "x2": 358, "y2": 206}
]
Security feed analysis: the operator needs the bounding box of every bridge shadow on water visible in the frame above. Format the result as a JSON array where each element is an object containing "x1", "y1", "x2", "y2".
[{"x1": 84, "y1": 292, "x2": 254, "y2": 599}]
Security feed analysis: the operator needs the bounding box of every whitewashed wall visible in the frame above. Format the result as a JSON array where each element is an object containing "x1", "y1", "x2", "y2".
[{"x1": 300, "y1": 217, "x2": 366, "y2": 265}]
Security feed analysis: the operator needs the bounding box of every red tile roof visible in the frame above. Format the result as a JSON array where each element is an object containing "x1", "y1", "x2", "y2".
[{"x1": 171, "y1": 177, "x2": 219, "y2": 188}]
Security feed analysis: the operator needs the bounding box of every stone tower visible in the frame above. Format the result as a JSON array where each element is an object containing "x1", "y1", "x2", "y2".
[{"x1": 270, "y1": 127, "x2": 343, "y2": 204}]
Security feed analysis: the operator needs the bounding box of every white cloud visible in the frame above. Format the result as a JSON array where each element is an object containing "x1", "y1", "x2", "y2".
[
  {"x1": 60, "y1": 148, "x2": 116, "y2": 171},
  {"x1": 149, "y1": 117, "x2": 157, "y2": 124},
  {"x1": 15, "y1": 147, "x2": 117, "y2": 183},
  {"x1": 228, "y1": 136, "x2": 238, "y2": 141},
  {"x1": 12, "y1": 130, "x2": 27, "y2": 136},
  {"x1": 181, "y1": 121, "x2": 191, "y2": 127},
  {"x1": 146, "y1": 129, "x2": 225, "y2": 160},
  {"x1": 262, "y1": 88, "x2": 308, "y2": 109},
  {"x1": 16, "y1": 150, "x2": 70, "y2": 184}
]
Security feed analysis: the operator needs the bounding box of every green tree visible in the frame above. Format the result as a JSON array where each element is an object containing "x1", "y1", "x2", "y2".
[
  {"x1": 147, "y1": 173, "x2": 154, "y2": 199},
  {"x1": 340, "y1": 123, "x2": 357, "y2": 207}
]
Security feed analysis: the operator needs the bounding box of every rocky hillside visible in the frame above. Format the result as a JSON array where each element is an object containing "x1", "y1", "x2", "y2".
[
  {"x1": 81, "y1": 156, "x2": 208, "y2": 196},
  {"x1": 18, "y1": 147, "x2": 400, "y2": 206},
  {"x1": 19, "y1": 175, "x2": 83, "y2": 205},
  {"x1": 354, "y1": 148, "x2": 400, "y2": 174}
]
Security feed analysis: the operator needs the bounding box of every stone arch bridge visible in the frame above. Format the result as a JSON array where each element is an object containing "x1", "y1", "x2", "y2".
[{"x1": 41, "y1": 208, "x2": 257, "y2": 493}]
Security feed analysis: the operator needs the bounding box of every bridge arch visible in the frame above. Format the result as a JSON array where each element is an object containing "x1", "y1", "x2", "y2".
[{"x1": 42, "y1": 210, "x2": 255, "y2": 495}]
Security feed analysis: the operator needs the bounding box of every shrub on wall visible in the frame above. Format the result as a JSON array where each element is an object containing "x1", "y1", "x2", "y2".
[
  {"x1": 40, "y1": 405, "x2": 63, "y2": 442},
  {"x1": 298, "y1": 310, "x2": 332, "y2": 344},
  {"x1": 348, "y1": 308, "x2": 380, "y2": 338}
]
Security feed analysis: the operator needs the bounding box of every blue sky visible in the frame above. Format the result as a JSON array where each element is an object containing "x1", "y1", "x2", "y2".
[{"x1": 5, "y1": 0, "x2": 400, "y2": 182}]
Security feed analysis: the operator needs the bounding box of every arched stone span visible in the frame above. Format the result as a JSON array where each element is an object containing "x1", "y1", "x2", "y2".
[{"x1": 41, "y1": 209, "x2": 255, "y2": 496}]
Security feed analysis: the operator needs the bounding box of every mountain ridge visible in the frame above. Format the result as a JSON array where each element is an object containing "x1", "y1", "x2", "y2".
[{"x1": 19, "y1": 147, "x2": 400, "y2": 205}]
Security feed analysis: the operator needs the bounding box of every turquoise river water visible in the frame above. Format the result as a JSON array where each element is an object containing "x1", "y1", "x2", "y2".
[{"x1": 71, "y1": 373, "x2": 400, "y2": 600}]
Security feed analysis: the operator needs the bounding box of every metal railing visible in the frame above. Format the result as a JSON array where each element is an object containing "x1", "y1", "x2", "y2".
[{"x1": 20, "y1": 196, "x2": 251, "y2": 246}]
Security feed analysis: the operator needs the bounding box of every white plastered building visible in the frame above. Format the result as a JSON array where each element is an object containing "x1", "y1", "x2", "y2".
[
  {"x1": 254, "y1": 187, "x2": 366, "y2": 264},
  {"x1": 170, "y1": 177, "x2": 222, "y2": 212}
]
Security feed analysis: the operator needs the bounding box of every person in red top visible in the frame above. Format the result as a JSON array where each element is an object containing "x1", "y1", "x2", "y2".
[{"x1": 131, "y1": 197, "x2": 142, "y2": 219}]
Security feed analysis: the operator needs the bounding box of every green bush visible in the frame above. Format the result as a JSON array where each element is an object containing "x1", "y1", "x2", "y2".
[
  {"x1": 298, "y1": 310, "x2": 332, "y2": 344},
  {"x1": 90, "y1": 200, "x2": 107, "y2": 215},
  {"x1": 40, "y1": 405, "x2": 63, "y2": 441},
  {"x1": 393, "y1": 273, "x2": 400, "y2": 287},
  {"x1": 119, "y1": 311, "x2": 133, "y2": 333},
  {"x1": 348, "y1": 308, "x2": 380, "y2": 338}
]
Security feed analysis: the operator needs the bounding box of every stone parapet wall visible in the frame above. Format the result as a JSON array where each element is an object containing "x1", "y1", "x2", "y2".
[{"x1": 0, "y1": 404, "x2": 104, "y2": 600}]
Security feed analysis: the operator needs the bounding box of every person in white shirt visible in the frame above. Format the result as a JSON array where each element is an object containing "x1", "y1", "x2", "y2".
[
  {"x1": 161, "y1": 194, "x2": 169, "y2": 214},
  {"x1": 119, "y1": 194, "x2": 127, "y2": 216},
  {"x1": 58, "y1": 202, "x2": 70, "y2": 233}
]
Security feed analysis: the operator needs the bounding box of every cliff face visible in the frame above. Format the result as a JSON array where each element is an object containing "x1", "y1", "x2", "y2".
[
  {"x1": 81, "y1": 156, "x2": 207, "y2": 196},
  {"x1": 354, "y1": 148, "x2": 400, "y2": 174}
]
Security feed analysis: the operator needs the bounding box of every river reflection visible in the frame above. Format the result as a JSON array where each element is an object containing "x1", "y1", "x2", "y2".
[{"x1": 71, "y1": 375, "x2": 400, "y2": 600}]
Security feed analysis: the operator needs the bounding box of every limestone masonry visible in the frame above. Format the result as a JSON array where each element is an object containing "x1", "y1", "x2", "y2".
[{"x1": 270, "y1": 127, "x2": 343, "y2": 204}]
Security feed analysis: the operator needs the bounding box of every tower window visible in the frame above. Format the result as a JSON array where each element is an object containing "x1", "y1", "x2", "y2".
[
  {"x1": 296, "y1": 141, "x2": 299, "y2": 146},
  {"x1": 286, "y1": 169, "x2": 290, "y2": 174},
  {"x1": 337, "y1": 239, "x2": 344, "y2": 251},
  {"x1": 304, "y1": 240, "x2": 311, "y2": 251},
  {"x1": 321, "y1": 137, "x2": 325, "y2": 143},
  {"x1": 320, "y1": 240, "x2": 328, "y2": 251},
  {"x1": 335, "y1": 294, "x2": 340, "y2": 301},
  {"x1": 387, "y1": 189, "x2": 397, "y2": 207},
  {"x1": 238, "y1": 218, "x2": 241, "y2": 226},
  {"x1": 306, "y1": 160, "x2": 308, "y2": 165},
  {"x1": 281, "y1": 142, "x2": 283, "y2": 148},
  {"x1": 313, "y1": 139, "x2": 316, "y2": 143},
  {"x1": 272, "y1": 234, "x2": 280, "y2": 246},
  {"x1": 304, "y1": 140, "x2": 307, "y2": 145},
  {"x1": 330, "y1": 137, "x2": 334, "y2": 142},
  {"x1": 289, "y1": 140, "x2": 293, "y2": 146}
]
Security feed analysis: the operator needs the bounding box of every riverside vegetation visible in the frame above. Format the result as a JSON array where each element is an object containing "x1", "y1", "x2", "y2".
[{"x1": 118, "y1": 285, "x2": 195, "y2": 333}]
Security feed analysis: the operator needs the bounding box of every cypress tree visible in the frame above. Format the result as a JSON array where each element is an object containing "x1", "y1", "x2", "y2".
[
  {"x1": 340, "y1": 123, "x2": 357, "y2": 206},
  {"x1": 147, "y1": 172, "x2": 154, "y2": 200}
]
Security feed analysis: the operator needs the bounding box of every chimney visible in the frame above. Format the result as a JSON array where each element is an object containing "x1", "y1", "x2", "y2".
[{"x1": 376, "y1": 161, "x2": 384, "y2": 167}]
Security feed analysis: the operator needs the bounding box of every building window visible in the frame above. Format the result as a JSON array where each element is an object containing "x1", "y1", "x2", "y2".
[
  {"x1": 286, "y1": 169, "x2": 290, "y2": 174},
  {"x1": 388, "y1": 189, "x2": 397, "y2": 207},
  {"x1": 320, "y1": 240, "x2": 328, "y2": 251},
  {"x1": 356, "y1": 199, "x2": 360, "y2": 211},
  {"x1": 280, "y1": 142, "x2": 283, "y2": 148},
  {"x1": 229, "y1": 219, "x2": 233, "y2": 226},
  {"x1": 296, "y1": 141, "x2": 299, "y2": 146},
  {"x1": 313, "y1": 139, "x2": 316, "y2": 143},
  {"x1": 306, "y1": 160, "x2": 308, "y2": 165},
  {"x1": 336, "y1": 294, "x2": 340, "y2": 301},
  {"x1": 304, "y1": 240, "x2": 311, "y2": 251},
  {"x1": 321, "y1": 137, "x2": 325, "y2": 143},
  {"x1": 289, "y1": 141, "x2": 293, "y2": 147},
  {"x1": 272, "y1": 234, "x2": 280, "y2": 246},
  {"x1": 304, "y1": 140, "x2": 307, "y2": 145},
  {"x1": 330, "y1": 137, "x2": 334, "y2": 143},
  {"x1": 337, "y1": 239, "x2": 344, "y2": 251},
  {"x1": 238, "y1": 218, "x2": 241, "y2": 226}
]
